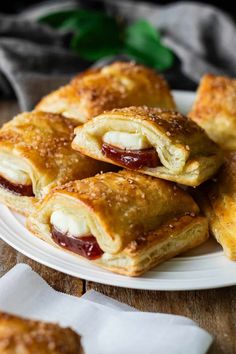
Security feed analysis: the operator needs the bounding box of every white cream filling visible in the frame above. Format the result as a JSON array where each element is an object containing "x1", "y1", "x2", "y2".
[
  {"x1": 50, "y1": 209, "x2": 90, "y2": 237},
  {"x1": 103, "y1": 131, "x2": 152, "y2": 150},
  {"x1": 0, "y1": 160, "x2": 31, "y2": 185}
]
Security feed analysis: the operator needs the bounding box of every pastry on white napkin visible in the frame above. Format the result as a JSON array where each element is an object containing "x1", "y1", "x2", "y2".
[{"x1": 0, "y1": 264, "x2": 212, "y2": 354}]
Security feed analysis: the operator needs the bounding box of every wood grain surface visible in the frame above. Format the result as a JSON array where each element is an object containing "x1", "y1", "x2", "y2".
[{"x1": 0, "y1": 101, "x2": 235, "y2": 354}]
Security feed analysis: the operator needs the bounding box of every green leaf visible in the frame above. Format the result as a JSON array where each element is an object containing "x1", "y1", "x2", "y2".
[
  {"x1": 39, "y1": 9, "x2": 123, "y2": 61},
  {"x1": 39, "y1": 11, "x2": 175, "y2": 70},
  {"x1": 39, "y1": 9, "x2": 111, "y2": 31},
  {"x1": 124, "y1": 20, "x2": 174, "y2": 71},
  {"x1": 70, "y1": 17, "x2": 123, "y2": 61},
  {"x1": 39, "y1": 10, "x2": 79, "y2": 28}
]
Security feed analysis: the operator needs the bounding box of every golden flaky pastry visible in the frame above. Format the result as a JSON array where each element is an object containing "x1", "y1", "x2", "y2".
[
  {"x1": 0, "y1": 111, "x2": 112, "y2": 215},
  {"x1": 36, "y1": 61, "x2": 176, "y2": 123},
  {"x1": 189, "y1": 74, "x2": 236, "y2": 150},
  {"x1": 27, "y1": 171, "x2": 208, "y2": 276},
  {"x1": 0, "y1": 312, "x2": 83, "y2": 354},
  {"x1": 72, "y1": 106, "x2": 223, "y2": 186},
  {"x1": 196, "y1": 152, "x2": 236, "y2": 260}
]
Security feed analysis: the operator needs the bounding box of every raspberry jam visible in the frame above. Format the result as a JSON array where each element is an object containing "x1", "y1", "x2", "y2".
[
  {"x1": 51, "y1": 225, "x2": 103, "y2": 260},
  {"x1": 102, "y1": 143, "x2": 160, "y2": 169},
  {"x1": 0, "y1": 176, "x2": 34, "y2": 197}
]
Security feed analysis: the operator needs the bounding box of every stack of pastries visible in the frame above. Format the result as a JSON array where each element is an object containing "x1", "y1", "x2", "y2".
[{"x1": 1, "y1": 61, "x2": 236, "y2": 276}]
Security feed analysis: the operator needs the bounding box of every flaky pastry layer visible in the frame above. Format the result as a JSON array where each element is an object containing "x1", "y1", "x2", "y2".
[
  {"x1": 72, "y1": 106, "x2": 223, "y2": 186},
  {"x1": 36, "y1": 61, "x2": 176, "y2": 123},
  {"x1": 196, "y1": 152, "x2": 236, "y2": 259},
  {"x1": 27, "y1": 171, "x2": 208, "y2": 276},
  {"x1": 0, "y1": 312, "x2": 82, "y2": 353},
  {"x1": 0, "y1": 111, "x2": 111, "y2": 215},
  {"x1": 189, "y1": 74, "x2": 236, "y2": 150}
]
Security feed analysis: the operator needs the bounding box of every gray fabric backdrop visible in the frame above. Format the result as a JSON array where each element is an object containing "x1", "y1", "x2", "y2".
[{"x1": 0, "y1": 0, "x2": 236, "y2": 111}]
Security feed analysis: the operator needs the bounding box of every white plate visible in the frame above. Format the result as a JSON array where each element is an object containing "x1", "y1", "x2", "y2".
[{"x1": 1, "y1": 90, "x2": 236, "y2": 291}]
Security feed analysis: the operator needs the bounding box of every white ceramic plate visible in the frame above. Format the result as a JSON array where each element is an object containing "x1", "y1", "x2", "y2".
[{"x1": 1, "y1": 90, "x2": 236, "y2": 291}]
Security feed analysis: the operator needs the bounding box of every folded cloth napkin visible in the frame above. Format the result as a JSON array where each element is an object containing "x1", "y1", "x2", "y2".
[
  {"x1": 1, "y1": 0, "x2": 236, "y2": 112},
  {"x1": 0, "y1": 264, "x2": 212, "y2": 354}
]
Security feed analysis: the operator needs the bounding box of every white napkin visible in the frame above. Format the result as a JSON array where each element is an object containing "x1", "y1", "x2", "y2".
[{"x1": 0, "y1": 264, "x2": 212, "y2": 354}]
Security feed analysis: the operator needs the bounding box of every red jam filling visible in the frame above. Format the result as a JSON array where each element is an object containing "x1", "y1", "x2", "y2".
[
  {"x1": 0, "y1": 175, "x2": 34, "y2": 197},
  {"x1": 51, "y1": 225, "x2": 103, "y2": 260},
  {"x1": 101, "y1": 143, "x2": 160, "y2": 169}
]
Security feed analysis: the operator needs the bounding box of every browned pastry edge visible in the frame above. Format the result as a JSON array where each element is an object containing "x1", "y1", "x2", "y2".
[
  {"x1": 36, "y1": 61, "x2": 176, "y2": 122},
  {"x1": 195, "y1": 152, "x2": 236, "y2": 259},
  {"x1": 0, "y1": 110, "x2": 112, "y2": 215},
  {"x1": 0, "y1": 311, "x2": 83, "y2": 354},
  {"x1": 27, "y1": 171, "x2": 208, "y2": 276},
  {"x1": 189, "y1": 73, "x2": 236, "y2": 150},
  {"x1": 72, "y1": 106, "x2": 223, "y2": 186}
]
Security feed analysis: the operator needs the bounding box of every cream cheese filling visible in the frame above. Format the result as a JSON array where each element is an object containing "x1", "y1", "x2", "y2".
[
  {"x1": 103, "y1": 131, "x2": 152, "y2": 150},
  {"x1": 50, "y1": 209, "x2": 90, "y2": 237},
  {"x1": 0, "y1": 159, "x2": 31, "y2": 185}
]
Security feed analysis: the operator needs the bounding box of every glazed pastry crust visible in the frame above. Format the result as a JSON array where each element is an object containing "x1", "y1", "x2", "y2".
[
  {"x1": 189, "y1": 74, "x2": 236, "y2": 150},
  {"x1": 36, "y1": 62, "x2": 176, "y2": 123},
  {"x1": 97, "y1": 215, "x2": 208, "y2": 276},
  {"x1": 72, "y1": 106, "x2": 223, "y2": 186},
  {"x1": 196, "y1": 152, "x2": 236, "y2": 259},
  {"x1": 27, "y1": 170, "x2": 199, "y2": 254},
  {"x1": 0, "y1": 312, "x2": 82, "y2": 354},
  {"x1": 27, "y1": 170, "x2": 208, "y2": 275},
  {"x1": 0, "y1": 188, "x2": 36, "y2": 216},
  {"x1": 0, "y1": 111, "x2": 111, "y2": 215},
  {"x1": 29, "y1": 213, "x2": 208, "y2": 276}
]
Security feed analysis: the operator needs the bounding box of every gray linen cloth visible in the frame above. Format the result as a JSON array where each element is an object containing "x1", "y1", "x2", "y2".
[{"x1": 0, "y1": 0, "x2": 236, "y2": 111}]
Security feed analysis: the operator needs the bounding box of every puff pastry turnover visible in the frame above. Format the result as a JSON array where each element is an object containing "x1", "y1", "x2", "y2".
[
  {"x1": 196, "y1": 152, "x2": 236, "y2": 259},
  {"x1": 27, "y1": 171, "x2": 208, "y2": 276},
  {"x1": 189, "y1": 74, "x2": 236, "y2": 150},
  {"x1": 72, "y1": 106, "x2": 223, "y2": 186},
  {"x1": 0, "y1": 111, "x2": 111, "y2": 215},
  {"x1": 0, "y1": 312, "x2": 82, "y2": 353},
  {"x1": 36, "y1": 61, "x2": 176, "y2": 123}
]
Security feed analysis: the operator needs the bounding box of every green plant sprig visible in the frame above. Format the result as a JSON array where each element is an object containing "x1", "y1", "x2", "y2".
[{"x1": 39, "y1": 9, "x2": 174, "y2": 71}]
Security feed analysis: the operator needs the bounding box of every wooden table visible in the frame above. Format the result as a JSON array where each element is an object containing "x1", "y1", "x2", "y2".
[{"x1": 0, "y1": 100, "x2": 235, "y2": 354}]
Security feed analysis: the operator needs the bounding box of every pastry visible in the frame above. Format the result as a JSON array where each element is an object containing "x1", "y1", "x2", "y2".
[
  {"x1": 0, "y1": 111, "x2": 111, "y2": 215},
  {"x1": 36, "y1": 61, "x2": 176, "y2": 123},
  {"x1": 196, "y1": 152, "x2": 236, "y2": 259},
  {"x1": 189, "y1": 74, "x2": 236, "y2": 150},
  {"x1": 0, "y1": 311, "x2": 82, "y2": 353},
  {"x1": 72, "y1": 106, "x2": 223, "y2": 186},
  {"x1": 27, "y1": 170, "x2": 208, "y2": 276}
]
